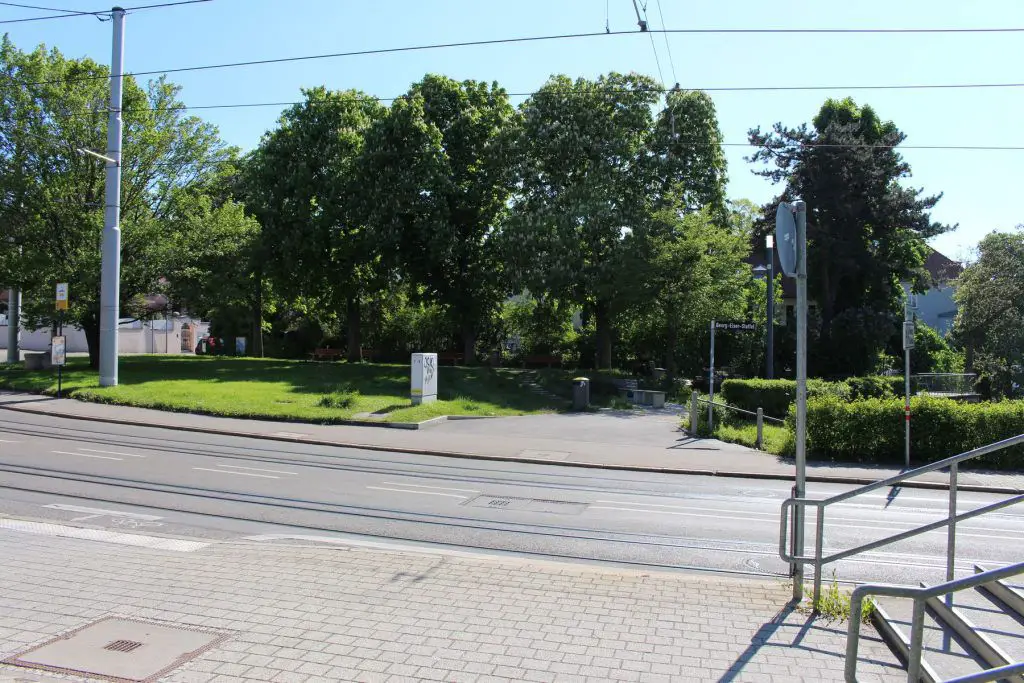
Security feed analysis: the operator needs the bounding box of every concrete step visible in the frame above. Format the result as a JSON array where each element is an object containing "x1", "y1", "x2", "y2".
[
  {"x1": 977, "y1": 563, "x2": 1024, "y2": 623},
  {"x1": 874, "y1": 595, "x2": 986, "y2": 683}
]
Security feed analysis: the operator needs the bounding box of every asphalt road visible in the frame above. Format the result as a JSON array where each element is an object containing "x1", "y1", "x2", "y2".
[{"x1": 0, "y1": 409, "x2": 1021, "y2": 587}]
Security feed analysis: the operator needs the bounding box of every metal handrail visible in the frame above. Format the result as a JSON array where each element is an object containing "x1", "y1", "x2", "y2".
[
  {"x1": 846, "y1": 561, "x2": 1024, "y2": 682},
  {"x1": 780, "y1": 433, "x2": 1024, "y2": 607}
]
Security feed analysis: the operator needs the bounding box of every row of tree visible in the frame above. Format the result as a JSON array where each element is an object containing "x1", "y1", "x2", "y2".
[{"x1": 1, "y1": 36, "x2": 1017, "y2": 390}]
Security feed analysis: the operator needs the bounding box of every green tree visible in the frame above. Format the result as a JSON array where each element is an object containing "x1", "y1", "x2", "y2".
[
  {"x1": 621, "y1": 203, "x2": 750, "y2": 379},
  {"x1": 359, "y1": 75, "x2": 518, "y2": 363},
  {"x1": 952, "y1": 227, "x2": 1024, "y2": 396},
  {"x1": 748, "y1": 97, "x2": 951, "y2": 377},
  {"x1": 0, "y1": 37, "x2": 235, "y2": 367},
  {"x1": 502, "y1": 74, "x2": 728, "y2": 368},
  {"x1": 244, "y1": 88, "x2": 386, "y2": 361}
]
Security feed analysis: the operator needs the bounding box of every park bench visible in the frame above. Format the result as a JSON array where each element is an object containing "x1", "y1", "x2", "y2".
[
  {"x1": 522, "y1": 354, "x2": 562, "y2": 368},
  {"x1": 309, "y1": 348, "x2": 343, "y2": 362},
  {"x1": 437, "y1": 351, "x2": 463, "y2": 365},
  {"x1": 359, "y1": 348, "x2": 377, "y2": 362}
]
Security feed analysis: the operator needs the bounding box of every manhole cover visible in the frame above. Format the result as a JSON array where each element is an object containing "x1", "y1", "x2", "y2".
[
  {"x1": 3, "y1": 617, "x2": 230, "y2": 682},
  {"x1": 465, "y1": 495, "x2": 588, "y2": 515}
]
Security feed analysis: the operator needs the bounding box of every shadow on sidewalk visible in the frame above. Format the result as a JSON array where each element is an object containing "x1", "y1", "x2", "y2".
[{"x1": 716, "y1": 600, "x2": 899, "y2": 682}]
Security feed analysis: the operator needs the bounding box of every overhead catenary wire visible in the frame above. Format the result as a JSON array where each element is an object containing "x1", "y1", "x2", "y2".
[
  {"x1": 654, "y1": 0, "x2": 678, "y2": 85},
  {"x1": 14, "y1": 25, "x2": 1024, "y2": 87},
  {"x1": 0, "y1": 0, "x2": 210, "y2": 24}
]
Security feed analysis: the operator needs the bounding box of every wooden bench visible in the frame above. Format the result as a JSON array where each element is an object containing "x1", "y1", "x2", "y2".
[
  {"x1": 309, "y1": 348, "x2": 344, "y2": 362},
  {"x1": 359, "y1": 348, "x2": 377, "y2": 362},
  {"x1": 437, "y1": 351, "x2": 463, "y2": 365},
  {"x1": 522, "y1": 354, "x2": 562, "y2": 368}
]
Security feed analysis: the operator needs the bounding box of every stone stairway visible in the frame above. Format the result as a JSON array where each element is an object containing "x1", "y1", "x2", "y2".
[{"x1": 870, "y1": 564, "x2": 1024, "y2": 682}]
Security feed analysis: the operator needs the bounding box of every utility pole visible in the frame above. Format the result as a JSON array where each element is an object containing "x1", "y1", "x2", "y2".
[
  {"x1": 5, "y1": 288, "x2": 19, "y2": 363},
  {"x1": 766, "y1": 235, "x2": 775, "y2": 379},
  {"x1": 99, "y1": 6, "x2": 126, "y2": 386}
]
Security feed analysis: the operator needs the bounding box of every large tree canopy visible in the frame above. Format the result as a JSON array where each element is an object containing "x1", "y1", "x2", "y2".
[
  {"x1": 244, "y1": 87, "x2": 386, "y2": 359},
  {"x1": 358, "y1": 75, "x2": 518, "y2": 362},
  {"x1": 501, "y1": 73, "x2": 728, "y2": 368},
  {"x1": 0, "y1": 37, "x2": 235, "y2": 366},
  {"x1": 952, "y1": 227, "x2": 1024, "y2": 397},
  {"x1": 748, "y1": 97, "x2": 951, "y2": 376}
]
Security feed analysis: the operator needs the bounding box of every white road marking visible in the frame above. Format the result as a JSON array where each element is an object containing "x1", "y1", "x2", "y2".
[
  {"x1": 595, "y1": 499, "x2": 1024, "y2": 536},
  {"x1": 43, "y1": 504, "x2": 162, "y2": 521},
  {"x1": 380, "y1": 481, "x2": 480, "y2": 493},
  {"x1": 193, "y1": 467, "x2": 279, "y2": 479},
  {"x1": 590, "y1": 506, "x2": 1022, "y2": 541},
  {"x1": 366, "y1": 486, "x2": 468, "y2": 499},
  {"x1": 52, "y1": 450, "x2": 121, "y2": 461},
  {"x1": 0, "y1": 438, "x2": 19, "y2": 443},
  {"x1": 0, "y1": 518, "x2": 208, "y2": 552},
  {"x1": 77, "y1": 447, "x2": 146, "y2": 458},
  {"x1": 217, "y1": 464, "x2": 297, "y2": 475}
]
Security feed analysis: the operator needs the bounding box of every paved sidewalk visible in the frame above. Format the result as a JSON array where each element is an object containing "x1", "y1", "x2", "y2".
[
  {"x1": 2, "y1": 391, "x2": 1021, "y2": 493},
  {"x1": 0, "y1": 523, "x2": 903, "y2": 682}
]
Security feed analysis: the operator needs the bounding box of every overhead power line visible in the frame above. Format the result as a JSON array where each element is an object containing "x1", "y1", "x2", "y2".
[
  {"x1": 0, "y1": 0, "x2": 210, "y2": 24},
  {"x1": 16, "y1": 25, "x2": 1024, "y2": 86}
]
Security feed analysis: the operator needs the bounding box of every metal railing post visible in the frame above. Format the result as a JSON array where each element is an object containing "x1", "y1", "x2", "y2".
[
  {"x1": 813, "y1": 508, "x2": 825, "y2": 608},
  {"x1": 790, "y1": 486, "x2": 801, "y2": 588},
  {"x1": 846, "y1": 588, "x2": 867, "y2": 682},
  {"x1": 907, "y1": 599, "x2": 927, "y2": 683},
  {"x1": 947, "y1": 461, "x2": 958, "y2": 585},
  {"x1": 756, "y1": 407, "x2": 764, "y2": 449},
  {"x1": 690, "y1": 391, "x2": 698, "y2": 435}
]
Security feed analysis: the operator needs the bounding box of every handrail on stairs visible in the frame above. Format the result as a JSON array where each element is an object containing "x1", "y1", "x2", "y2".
[
  {"x1": 845, "y1": 561, "x2": 1024, "y2": 683},
  {"x1": 779, "y1": 433, "x2": 1024, "y2": 607}
]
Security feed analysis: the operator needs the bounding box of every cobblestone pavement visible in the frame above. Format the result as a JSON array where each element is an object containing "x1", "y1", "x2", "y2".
[{"x1": 0, "y1": 526, "x2": 903, "y2": 682}]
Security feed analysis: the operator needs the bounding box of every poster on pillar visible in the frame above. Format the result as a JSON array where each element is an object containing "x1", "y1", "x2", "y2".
[
  {"x1": 51, "y1": 336, "x2": 66, "y2": 366},
  {"x1": 411, "y1": 353, "x2": 438, "y2": 405}
]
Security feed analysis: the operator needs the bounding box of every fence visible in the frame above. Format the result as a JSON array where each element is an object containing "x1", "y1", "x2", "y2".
[
  {"x1": 689, "y1": 391, "x2": 785, "y2": 449},
  {"x1": 912, "y1": 372, "x2": 977, "y2": 395}
]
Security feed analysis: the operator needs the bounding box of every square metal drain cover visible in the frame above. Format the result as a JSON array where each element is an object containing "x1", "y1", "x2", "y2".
[
  {"x1": 3, "y1": 617, "x2": 230, "y2": 683},
  {"x1": 466, "y1": 494, "x2": 588, "y2": 515}
]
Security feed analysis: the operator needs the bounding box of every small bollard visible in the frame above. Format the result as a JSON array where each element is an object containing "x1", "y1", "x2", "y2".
[
  {"x1": 756, "y1": 407, "x2": 764, "y2": 449},
  {"x1": 690, "y1": 391, "x2": 699, "y2": 435}
]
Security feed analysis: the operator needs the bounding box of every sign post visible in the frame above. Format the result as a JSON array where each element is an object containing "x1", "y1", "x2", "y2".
[
  {"x1": 777, "y1": 200, "x2": 808, "y2": 602},
  {"x1": 411, "y1": 353, "x2": 438, "y2": 405},
  {"x1": 54, "y1": 283, "x2": 68, "y2": 398},
  {"x1": 902, "y1": 283, "x2": 915, "y2": 469}
]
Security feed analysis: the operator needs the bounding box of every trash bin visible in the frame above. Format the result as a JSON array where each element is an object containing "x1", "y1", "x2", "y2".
[{"x1": 572, "y1": 377, "x2": 590, "y2": 411}]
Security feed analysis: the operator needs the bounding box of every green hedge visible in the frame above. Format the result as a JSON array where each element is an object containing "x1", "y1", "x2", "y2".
[
  {"x1": 798, "y1": 395, "x2": 1024, "y2": 469},
  {"x1": 720, "y1": 378, "x2": 848, "y2": 419},
  {"x1": 845, "y1": 375, "x2": 904, "y2": 400}
]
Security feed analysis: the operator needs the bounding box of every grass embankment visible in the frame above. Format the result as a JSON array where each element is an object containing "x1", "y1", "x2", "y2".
[{"x1": 0, "y1": 356, "x2": 567, "y2": 423}]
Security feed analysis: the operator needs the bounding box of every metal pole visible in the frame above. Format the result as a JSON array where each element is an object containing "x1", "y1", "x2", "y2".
[
  {"x1": 793, "y1": 199, "x2": 808, "y2": 603},
  {"x1": 907, "y1": 599, "x2": 926, "y2": 683},
  {"x1": 756, "y1": 407, "x2": 763, "y2": 449},
  {"x1": 6, "y1": 288, "x2": 19, "y2": 363},
  {"x1": 904, "y1": 284, "x2": 912, "y2": 469},
  {"x1": 99, "y1": 6, "x2": 126, "y2": 387},
  {"x1": 708, "y1": 320, "x2": 715, "y2": 431},
  {"x1": 690, "y1": 390, "x2": 698, "y2": 435},
  {"x1": 947, "y1": 462, "x2": 958, "y2": 585},
  {"x1": 766, "y1": 237, "x2": 775, "y2": 379},
  {"x1": 57, "y1": 313, "x2": 63, "y2": 399}
]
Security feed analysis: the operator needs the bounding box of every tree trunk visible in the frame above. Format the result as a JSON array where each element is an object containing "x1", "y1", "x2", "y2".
[
  {"x1": 665, "y1": 321, "x2": 678, "y2": 381},
  {"x1": 595, "y1": 300, "x2": 613, "y2": 370},
  {"x1": 82, "y1": 310, "x2": 100, "y2": 370},
  {"x1": 462, "y1": 322, "x2": 476, "y2": 366},
  {"x1": 346, "y1": 296, "x2": 361, "y2": 363},
  {"x1": 252, "y1": 276, "x2": 264, "y2": 358}
]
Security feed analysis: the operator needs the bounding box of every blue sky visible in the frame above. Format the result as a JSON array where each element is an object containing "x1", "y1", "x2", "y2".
[{"x1": 4, "y1": 0, "x2": 1023, "y2": 260}]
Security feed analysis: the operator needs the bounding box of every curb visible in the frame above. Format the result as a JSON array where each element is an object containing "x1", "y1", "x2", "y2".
[{"x1": 0, "y1": 401, "x2": 1019, "y2": 496}]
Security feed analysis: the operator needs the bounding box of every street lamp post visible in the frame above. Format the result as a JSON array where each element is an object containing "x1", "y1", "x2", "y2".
[{"x1": 766, "y1": 235, "x2": 775, "y2": 379}]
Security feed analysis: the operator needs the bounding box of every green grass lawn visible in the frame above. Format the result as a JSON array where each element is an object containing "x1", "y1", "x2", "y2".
[
  {"x1": 0, "y1": 355, "x2": 568, "y2": 423},
  {"x1": 714, "y1": 422, "x2": 793, "y2": 456}
]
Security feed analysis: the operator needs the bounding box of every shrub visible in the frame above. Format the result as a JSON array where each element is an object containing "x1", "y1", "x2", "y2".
[
  {"x1": 720, "y1": 378, "x2": 848, "y2": 419},
  {"x1": 801, "y1": 395, "x2": 1024, "y2": 469},
  {"x1": 845, "y1": 375, "x2": 903, "y2": 400},
  {"x1": 317, "y1": 384, "x2": 359, "y2": 410}
]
